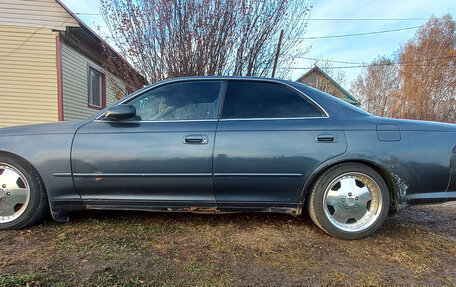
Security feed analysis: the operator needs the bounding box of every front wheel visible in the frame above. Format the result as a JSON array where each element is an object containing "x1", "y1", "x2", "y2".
[
  {"x1": 0, "y1": 155, "x2": 48, "y2": 230},
  {"x1": 307, "y1": 163, "x2": 390, "y2": 239}
]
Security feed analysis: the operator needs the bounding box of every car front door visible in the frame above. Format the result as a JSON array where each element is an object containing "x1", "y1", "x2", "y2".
[
  {"x1": 213, "y1": 80, "x2": 347, "y2": 210},
  {"x1": 71, "y1": 80, "x2": 223, "y2": 209}
]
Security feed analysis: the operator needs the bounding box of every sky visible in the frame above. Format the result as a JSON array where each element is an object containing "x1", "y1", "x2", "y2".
[{"x1": 61, "y1": 0, "x2": 455, "y2": 90}]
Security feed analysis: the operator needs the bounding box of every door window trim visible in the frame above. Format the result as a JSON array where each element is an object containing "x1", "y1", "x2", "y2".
[
  {"x1": 98, "y1": 80, "x2": 224, "y2": 123},
  {"x1": 218, "y1": 117, "x2": 329, "y2": 121}
]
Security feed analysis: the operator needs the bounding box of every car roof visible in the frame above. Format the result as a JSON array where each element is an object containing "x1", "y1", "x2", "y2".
[
  {"x1": 151, "y1": 75, "x2": 291, "y2": 83},
  {"x1": 121, "y1": 76, "x2": 291, "y2": 101}
]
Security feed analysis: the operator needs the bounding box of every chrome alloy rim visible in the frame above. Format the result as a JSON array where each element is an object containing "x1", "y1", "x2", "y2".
[
  {"x1": 323, "y1": 172, "x2": 383, "y2": 232},
  {"x1": 0, "y1": 163, "x2": 31, "y2": 223}
]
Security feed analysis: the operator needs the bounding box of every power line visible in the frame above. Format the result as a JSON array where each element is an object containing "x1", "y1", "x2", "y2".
[
  {"x1": 228, "y1": 55, "x2": 456, "y2": 71},
  {"x1": 74, "y1": 12, "x2": 102, "y2": 15},
  {"x1": 305, "y1": 18, "x2": 430, "y2": 21},
  {"x1": 294, "y1": 57, "x2": 363, "y2": 65},
  {"x1": 297, "y1": 26, "x2": 421, "y2": 39},
  {"x1": 74, "y1": 13, "x2": 432, "y2": 22},
  {"x1": 294, "y1": 55, "x2": 456, "y2": 66},
  {"x1": 280, "y1": 58, "x2": 456, "y2": 70},
  {"x1": 0, "y1": 28, "x2": 41, "y2": 59},
  {"x1": 0, "y1": 17, "x2": 76, "y2": 60},
  {"x1": 297, "y1": 20, "x2": 455, "y2": 40},
  {"x1": 73, "y1": 16, "x2": 436, "y2": 42}
]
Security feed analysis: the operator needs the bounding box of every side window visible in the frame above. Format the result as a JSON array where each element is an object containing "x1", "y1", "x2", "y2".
[
  {"x1": 129, "y1": 81, "x2": 222, "y2": 121},
  {"x1": 88, "y1": 66, "x2": 106, "y2": 110},
  {"x1": 221, "y1": 81, "x2": 324, "y2": 119}
]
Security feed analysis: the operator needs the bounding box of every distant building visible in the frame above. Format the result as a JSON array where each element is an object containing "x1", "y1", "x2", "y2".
[
  {"x1": 296, "y1": 66, "x2": 360, "y2": 106},
  {"x1": 0, "y1": 0, "x2": 146, "y2": 128}
]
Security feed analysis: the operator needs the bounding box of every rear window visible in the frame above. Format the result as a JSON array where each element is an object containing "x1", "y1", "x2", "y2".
[{"x1": 221, "y1": 81, "x2": 324, "y2": 119}]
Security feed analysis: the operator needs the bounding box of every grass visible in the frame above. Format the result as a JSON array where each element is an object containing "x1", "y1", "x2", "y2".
[
  {"x1": 0, "y1": 203, "x2": 455, "y2": 286},
  {"x1": 0, "y1": 274, "x2": 43, "y2": 287}
]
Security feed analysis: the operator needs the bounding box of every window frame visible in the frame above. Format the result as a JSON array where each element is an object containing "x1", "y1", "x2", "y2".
[
  {"x1": 88, "y1": 65, "x2": 106, "y2": 110},
  {"x1": 97, "y1": 78, "x2": 329, "y2": 122}
]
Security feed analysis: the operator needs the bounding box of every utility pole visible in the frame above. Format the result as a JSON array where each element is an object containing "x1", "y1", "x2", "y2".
[{"x1": 271, "y1": 29, "x2": 284, "y2": 78}]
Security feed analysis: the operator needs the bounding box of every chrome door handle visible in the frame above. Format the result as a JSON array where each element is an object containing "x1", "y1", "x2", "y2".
[
  {"x1": 316, "y1": 134, "x2": 336, "y2": 142},
  {"x1": 183, "y1": 135, "x2": 208, "y2": 144}
]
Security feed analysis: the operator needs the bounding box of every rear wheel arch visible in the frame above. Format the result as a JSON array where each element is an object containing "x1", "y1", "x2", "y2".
[{"x1": 302, "y1": 159, "x2": 399, "y2": 211}]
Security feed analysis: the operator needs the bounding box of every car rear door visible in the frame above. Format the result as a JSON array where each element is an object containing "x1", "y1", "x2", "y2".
[
  {"x1": 213, "y1": 80, "x2": 347, "y2": 209},
  {"x1": 71, "y1": 80, "x2": 223, "y2": 209}
]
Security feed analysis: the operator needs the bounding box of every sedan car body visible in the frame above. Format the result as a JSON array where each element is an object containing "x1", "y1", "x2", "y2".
[{"x1": 0, "y1": 76, "x2": 455, "y2": 239}]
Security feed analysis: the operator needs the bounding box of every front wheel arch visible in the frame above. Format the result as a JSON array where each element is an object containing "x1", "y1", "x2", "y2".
[
  {"x1": 0, "y1": 151, "x2": 49, "y2": 229},
  {"x1": 0, "y1": 151, "x2": 47, "y2": 189}
]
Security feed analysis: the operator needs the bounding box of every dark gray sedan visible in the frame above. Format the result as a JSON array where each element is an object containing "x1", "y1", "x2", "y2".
[{"x1": 0, "y1": 77, "x2": 455, "y2": 239}]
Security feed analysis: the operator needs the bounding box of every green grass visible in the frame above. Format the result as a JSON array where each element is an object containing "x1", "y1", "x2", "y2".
[{"x1": 0, "y1": 274, "x2": 43, "y2": 287}]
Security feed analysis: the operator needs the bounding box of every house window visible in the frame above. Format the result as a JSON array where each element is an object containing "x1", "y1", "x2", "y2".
[{"x1": 88, "y1": 66, "x2": 105, "y2": 109}]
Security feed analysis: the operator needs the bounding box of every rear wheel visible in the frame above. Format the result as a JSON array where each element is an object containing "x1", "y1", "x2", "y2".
[
  {"x1": 0, "y1": 155, "x2": 48, "y2": 230},
  {"x1": 307, "y1": 163, "x2": 389, "y2": 239}
]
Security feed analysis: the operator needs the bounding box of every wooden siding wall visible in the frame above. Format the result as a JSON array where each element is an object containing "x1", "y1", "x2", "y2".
[
  {"x1": 299, "y1": 70, "x2": 345, "y2": 100},
  {"x1": 0, "y1": 25, "x2": 59, "y2": 127},
  {"x1": 61, "y1": 41, "x2": 126, "y2": 121},
  {"x1": 0, "y1": 0, "x2": 79, "y2": 31}
]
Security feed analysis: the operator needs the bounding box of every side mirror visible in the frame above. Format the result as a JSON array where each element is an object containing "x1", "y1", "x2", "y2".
[{"x1": 105, "y1": 105, "x2": 137, "y2": 121}]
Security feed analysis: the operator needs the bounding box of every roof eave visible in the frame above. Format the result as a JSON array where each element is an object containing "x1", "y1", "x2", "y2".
[
  {"x1": 55, "y1": 0, "x2": 146, "y2": 84},
  {"x1": 297, "y1": 66, "x2": 361, "y2": 106}
]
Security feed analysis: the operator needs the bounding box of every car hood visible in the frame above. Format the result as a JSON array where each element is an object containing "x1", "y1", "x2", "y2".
[{"x1": 0, "y1": 120, "x2": 85, "y2": 137}]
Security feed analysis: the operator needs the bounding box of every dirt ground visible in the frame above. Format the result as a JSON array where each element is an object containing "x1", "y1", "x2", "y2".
[{"x1": 0, "y1": 201, "x2": 455, "y2": 287}]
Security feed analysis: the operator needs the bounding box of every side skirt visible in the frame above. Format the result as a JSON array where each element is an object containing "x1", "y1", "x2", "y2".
[{"x1": 49, "y1": 200, "x2": 303, "y2": 222}]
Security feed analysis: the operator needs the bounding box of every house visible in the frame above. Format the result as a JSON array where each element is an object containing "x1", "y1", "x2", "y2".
[
  {"x1": 0, "y1": 0, "x2": 146, "y2": 128},
  {"x1": 296, "y1": 66, "x2": 360, "y2": 106}
]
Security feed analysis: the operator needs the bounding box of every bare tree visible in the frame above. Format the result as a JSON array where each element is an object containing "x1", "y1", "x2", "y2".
[
  {"x1": 351, "y1": 56, "x2": 400, "y2": 117},
  {"x1": 101, "y1": 41, "x2": 148, "y2": 99},
  {"x1": 313, "y1": 58, "x2": 347, "y2": 88},
  {"x1": 297, "y1": 59, "x2": 349, "y2": 100},
  {"x1": 100, "y1": 0, "x2": 311, "y2": 83},
  {"x1": 396, "y1": 14, "x2": 456, "y2": 122},
  {"x1": 351, "y1": 15, "x2": 456, "y2": 122},
  {"x1": 309, "y1": 59, "x2": 348, "y2": 98}
]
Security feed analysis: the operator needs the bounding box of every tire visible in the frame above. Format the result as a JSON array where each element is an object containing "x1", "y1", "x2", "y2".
[
  {"x1": 307, "y1": 163, "x2": 390, "y2": 240},
  {"x1": 0, "y1": 154, "x2": 48, "y2": 230}
]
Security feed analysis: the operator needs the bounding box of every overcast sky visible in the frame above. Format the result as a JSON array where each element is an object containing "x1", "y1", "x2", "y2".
[{"x1": 60, "y1": 0, "x2": 455, "y2": 88}]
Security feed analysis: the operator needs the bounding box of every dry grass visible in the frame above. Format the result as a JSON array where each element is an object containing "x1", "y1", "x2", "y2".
[{"x1": 0, "y1": 202, "x2": 455, "y2": 286}]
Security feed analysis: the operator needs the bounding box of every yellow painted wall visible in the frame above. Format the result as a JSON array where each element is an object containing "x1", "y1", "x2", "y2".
[
  {"x1": 0, "y1": 0, "x2": 79, "y2": 31},
  {"x1": 0, "y1": 25, "x2": 59, "y2": 127}
]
